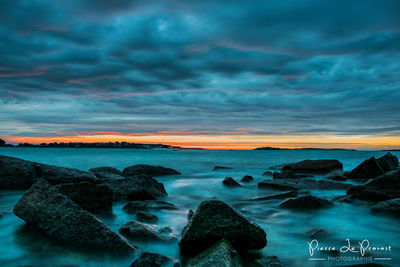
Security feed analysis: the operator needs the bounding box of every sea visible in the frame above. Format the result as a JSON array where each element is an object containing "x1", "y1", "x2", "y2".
[{"x1": 0, "y1": 147, "x2": 399, "y2": 266}]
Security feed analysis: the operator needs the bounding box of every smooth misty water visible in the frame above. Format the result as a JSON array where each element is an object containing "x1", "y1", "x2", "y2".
[{"x1": 0, "y1": 147, "x2": 399, "y2": 267}]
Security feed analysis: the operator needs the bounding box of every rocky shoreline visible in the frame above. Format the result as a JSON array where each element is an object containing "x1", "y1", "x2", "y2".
[{"x1": 0, "y1": 153, "x2": 399, "y2": 266}]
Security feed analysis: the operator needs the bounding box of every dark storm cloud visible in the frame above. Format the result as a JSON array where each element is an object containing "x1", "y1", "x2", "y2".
[{"x1": 0, "y1": 0, "x2": 400, "y2": 138}]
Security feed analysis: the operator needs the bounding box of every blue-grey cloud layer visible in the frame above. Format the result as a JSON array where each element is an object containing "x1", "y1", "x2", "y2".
[{"x1": 0, "y1": 0, "x2": 399, "y2": 137}]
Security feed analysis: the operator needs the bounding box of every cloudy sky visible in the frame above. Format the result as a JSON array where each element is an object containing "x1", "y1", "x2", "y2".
[{"x1": 1, "y1": 0, "x2": 400, "y2": 149}]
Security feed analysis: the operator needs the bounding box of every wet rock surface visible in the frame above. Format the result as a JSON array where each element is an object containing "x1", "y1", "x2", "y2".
[
  {"x1": 223, "y1": 177, "x2": 242, "y2": 187},
  {"x1": 136, "y1": 211, "x2": 159, "y2": 223},
  {"x1": 281, "y1": 159, "x2": 343, "y2": 174},
  {"x1": 122, "y1": 164, "x2": 180, "y2": 177},
  {"x1": 90, "y1": 166, "x2": 123, "y2": 179},
  {"x1": 13, "y1": 179, "x2": 134, "y2": 253},
  {"x1": 258, "y1": 178, "x2": 352, "y2": 191},
  {"x1": 130, "y1": 252, "x2": 175, "y2": 267},
  {"x1": 279, "y1": 195, "x2": 333, "y2": 209},
  {"x1": 119, "y1": 221, "x2": 176, "y2": 241},
  {"x1": 252, "y1": 191, "x2": 298, "y2": 201},
  {"x1": 123, "y1": 200, "x2": 179, "y2": 213},
  {"x1": 371, "y1": 198, "x2": 400, "y2": 217},
  {"x1": 240, "y1": 175, "x2": 253, "y2": 182},
  {"x1": 179, "y1": 200, "x2": 267, "y2": 256},
  {"x1": 347, "y1": 152, "x2": 398, "y2": 180}
]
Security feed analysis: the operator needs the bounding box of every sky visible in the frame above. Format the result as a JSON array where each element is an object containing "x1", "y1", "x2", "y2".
[{"x1": 1, "y1": 0, "x2": 400, "y2": 149}]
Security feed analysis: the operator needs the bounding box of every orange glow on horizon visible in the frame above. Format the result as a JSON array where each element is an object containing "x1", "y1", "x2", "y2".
[{"x1": 2, "y1": 133, "x2": 400, "y2": 150}]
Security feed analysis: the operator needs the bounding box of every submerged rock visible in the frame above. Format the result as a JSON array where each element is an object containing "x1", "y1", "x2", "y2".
[
  {"x1": 102, "y1": 175, "x2": 167, "y2": 201},
  {"x1": 14, "y1": 179, "x2": 134, "y2": 253},
  {"x1": 213, "y1": 166, "x2": 233, "y2": 171},
  {"x1": 279, "y1": 195, "x2": 333, "y2": 209},
  {"x1": 122, "y1": 164, "x2": 180, "y2": 177},
  {"x1": 252, "y1": 190, "x2": 298, "y2": 201},
  {"x1": 119, "y1": 221, "x2": 176, "y2": 241},
  {"x1": 371, "y1": 198, "x2": 400, "y2": 217},
  {"x1": 258, "y1": 179, "x2": 352, "y2": 191},
  {"x1": 347, "y1": 152, "x2": 399, "y2": 180},
  {"x1": 179, "y1": 200, "x2": 267, "y2": 255},
  {"x1": 136, "y1": 212, "x2": 159, "y2": 223},
  {"x1": 90, "y1": 166, "x2": 123, "y2": 179},
  {"x1": 262, "y1": 171, "x2": 273, "y2": 176},
  {"x1": 282, "y1": 159, "x2": 343, "y2": 174},
  {"x1": 130, "y1": 252, "x2": 175, "y2": 267},
  {"x1": 55, "y1": 182, "x2": 113, "y2": 214},
  {"x1": 123, "y1": 200, "x2": 179, "y2": 213},
  {"x1": 241, "y1": 175, "x2": 253, "y2": 182},
  {"x1": 223, "y1": 177, "x2": 242, "y2": 187},
  {"x1": 185, "y1": 239, "x2": 243, "y2": 267},
  {"x1": 255, "y1": 256, "x2": 283, "y2": 267}
]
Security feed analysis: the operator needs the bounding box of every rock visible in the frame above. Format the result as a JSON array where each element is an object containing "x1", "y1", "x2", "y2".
[
  {"x1": 136, "y1": 212, "x2": 159, "y2": 223},
  {"x1": 346, "y1": 169, "x2": 400, "y2": 201},
  {"x1": 347, "y1": 157, "x2": 385, "y2": 180},
  {"x1": 223, "y1": 177, "x2": 242, "y2": 187},
  {"x1": 36, "y1": 163, "x2": 99, "y2": 185},
  {"x1": 371, "y1": 198, "x2": 400, "y2": 217},
  {"x1": 306, "y1": 228, "x2": 327, "y2": 239},
  {"x1": 102, "y1": 175, "x2": 167, "y2": 201},
  {"x1": 130, "y1": 252, "x2": 175, "y2": 267},
  {"x1": 279, "y1": 195, "x2": 333, "y2": 209},
  {"x1": 123, "y1": 200, "x2": 179, "y2": 213},
  {"x1": 326, "y1": 170, "x2": 348, "y2": 181},
  {"x1": 14, "y1": 179, "x2": 134, "y2": 253},
  {"x1": 282, "y1": 159, "x2": 343, "y2": 174},
  {"x1": 255, "y1": 256, "x2": 283, "y2": 267},
  {"x1": 119, "y1": 221, "x2": 176, "y2": 241},
  {"x1": 252, "y1": 191, "x2": 298, "y2": 201},
  {"x1": 55, "y1": 182, "x2": 113, "y2": 214},
  {"x1": 185, "y1": 239, "x2": 243, "y2": 267},
  {"x1": 241, "y1": 175, "x2": 253, "y2": 182},
  {"x1": 268, "y1": 163, "x2": 291, "y2": 170},
  {"x1": 258, "y1": 179, "x2": 352, "y2": 191},
  {"x1": 0, "y1": 155, "x2": 38, "y2": 189},
  {"x1": 262, "y1": 171, "x2": 273, "y2": 176},
  {"x1": 90, "y1": 166, "x2": 122, "y2": 179},
  {"x1": 376, "y1": 152, "x2": 399, "y2": 172},
  {"x1": 122, "y1": 164, "x2": 180, "y2": 177},
  {"x1": 273, "y1": 170, "x2": 311, "y2": 179},
  {"x1": 213, "y1": 166, "x2": 233, "y2": 171},
  {"x1": 179, "y1": 200, "x2": 267, "y2": 255}
]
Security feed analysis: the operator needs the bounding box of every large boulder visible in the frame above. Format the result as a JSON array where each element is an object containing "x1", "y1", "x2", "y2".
[
  {"x1": 0, "y1": 156, "x2": 100, "y2": 189},
  {"x1": 55, "y1": 182, "x2": 113, "y2": 214},
  {"x1": 279, "y1": 195, "x2": 333, "y2": 209},
  {"x1": 371, "y1": 198, "x2": 400, "y2": 217},
  {"x1": 282, "y1": 159, "x2": 343, "y2": 174},
  {"x1": 130, "y1": 252, "x2": 175, "y2": 267},
  {"x1": 185, "y1": 239, "x2": 243, "y2": 267},
  {"x1": 119, "y1": 221, "x2": 176, "y2": 241},
  {"x1": 179, "y1": 200, "x2": 266, "y2": 256},
  {"x1": 14, "y1": 179, "x2": 134, "y2": 253},
  {"x1": 90, "y1": 166, "x2": 123, "y2": 179},
  {"x1": 347, "y1": 153, "x2": 399, "y2": 180},
  {"x1": 0, "y1": 155, "x2": 38, "y2": 189},
  {"x1": 122, "y1": 164, "x2": 180, "y2": 177},
  {"x1": 346, "y1": 169, "x2": 400, "y2": 201},
  {"x1": 102, "y1": 175, "x2": 167, "y2": 201},
  {"x1": 258, "y1": 178, "x2": 352, "y2": 191}
]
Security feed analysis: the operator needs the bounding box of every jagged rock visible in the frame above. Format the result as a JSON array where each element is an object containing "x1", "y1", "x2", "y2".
[
  {"x1": 262, "y1": 171, "x2": 273, "y2": 176},
  {"x1": 241, "y1": 175, "x2": 253, "y2": 182},
  {"x1": 119, "y1": 221, "x2": 176, "y2": 241},
  {"x1": 14, "y1": 179, "x2": 134, "y2": 253},
  {"x1": 371, "y1": 198, "x2": 400, "y2": 217},
  {"x1": 130, "y1": 252, "x2": 175, "y2": 267},
  {"x1": 346, "y1": 169, "x2": 400, "y2": 201},
  {"x1": 347, "y1": 153, "x2": 399, "y2": 180},
  {"x1": 122, "y1": 164, "x2": 180, "y2": 177},
  {"x1": 282, "y1": 159, "x2": 343, "y2": 174},
  {"x1": 123, "y1": 200, "x2": 179, "y2": 213},
  {"x1": 55, "y1": 182, "x2": 113, "y2": 214},
  {"x1": 252, "y1": 191, "x2": 298, "y2": 201},
  {"x1": 0, "y1": 155, "x2": 38, "y2": 189},
  {"x1": 223, "y1": 177, "x2": 242, "y2": 187},
  {"x1": 136, "y1": 212, "x2": 159, "y2": 223},
  {"x1": 279, "y1": 195, "x2": 333, "y2": 209},
  {"x1": 185, "y1": 239, "x2": 243, "y2": 267},
  {"x1": 179, "y1": 200, "x2": 266, "y2": 255},
  {"x1": 258, "y1": 179, "x2": 352, "y2": 191},
  {"x1": 213, "y1": 166, "x2": 233, "y2": 171},
  {"x1": 255, "y1": 256, "x2": 283, "y2": 267},
  {"x1": 36, "y1": 164, "x2": 99, "y2": 185},
  {"x1": 102, "y1": 175, "x2": 167, "y2": 201},
  {"x1": 90, "y1": 166, "x2": 122, "y2": 179}
]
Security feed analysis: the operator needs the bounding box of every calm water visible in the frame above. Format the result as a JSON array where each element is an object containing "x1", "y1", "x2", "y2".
[{"x1": 0, "y1": 147, "x2": 399, "y2": 267}]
